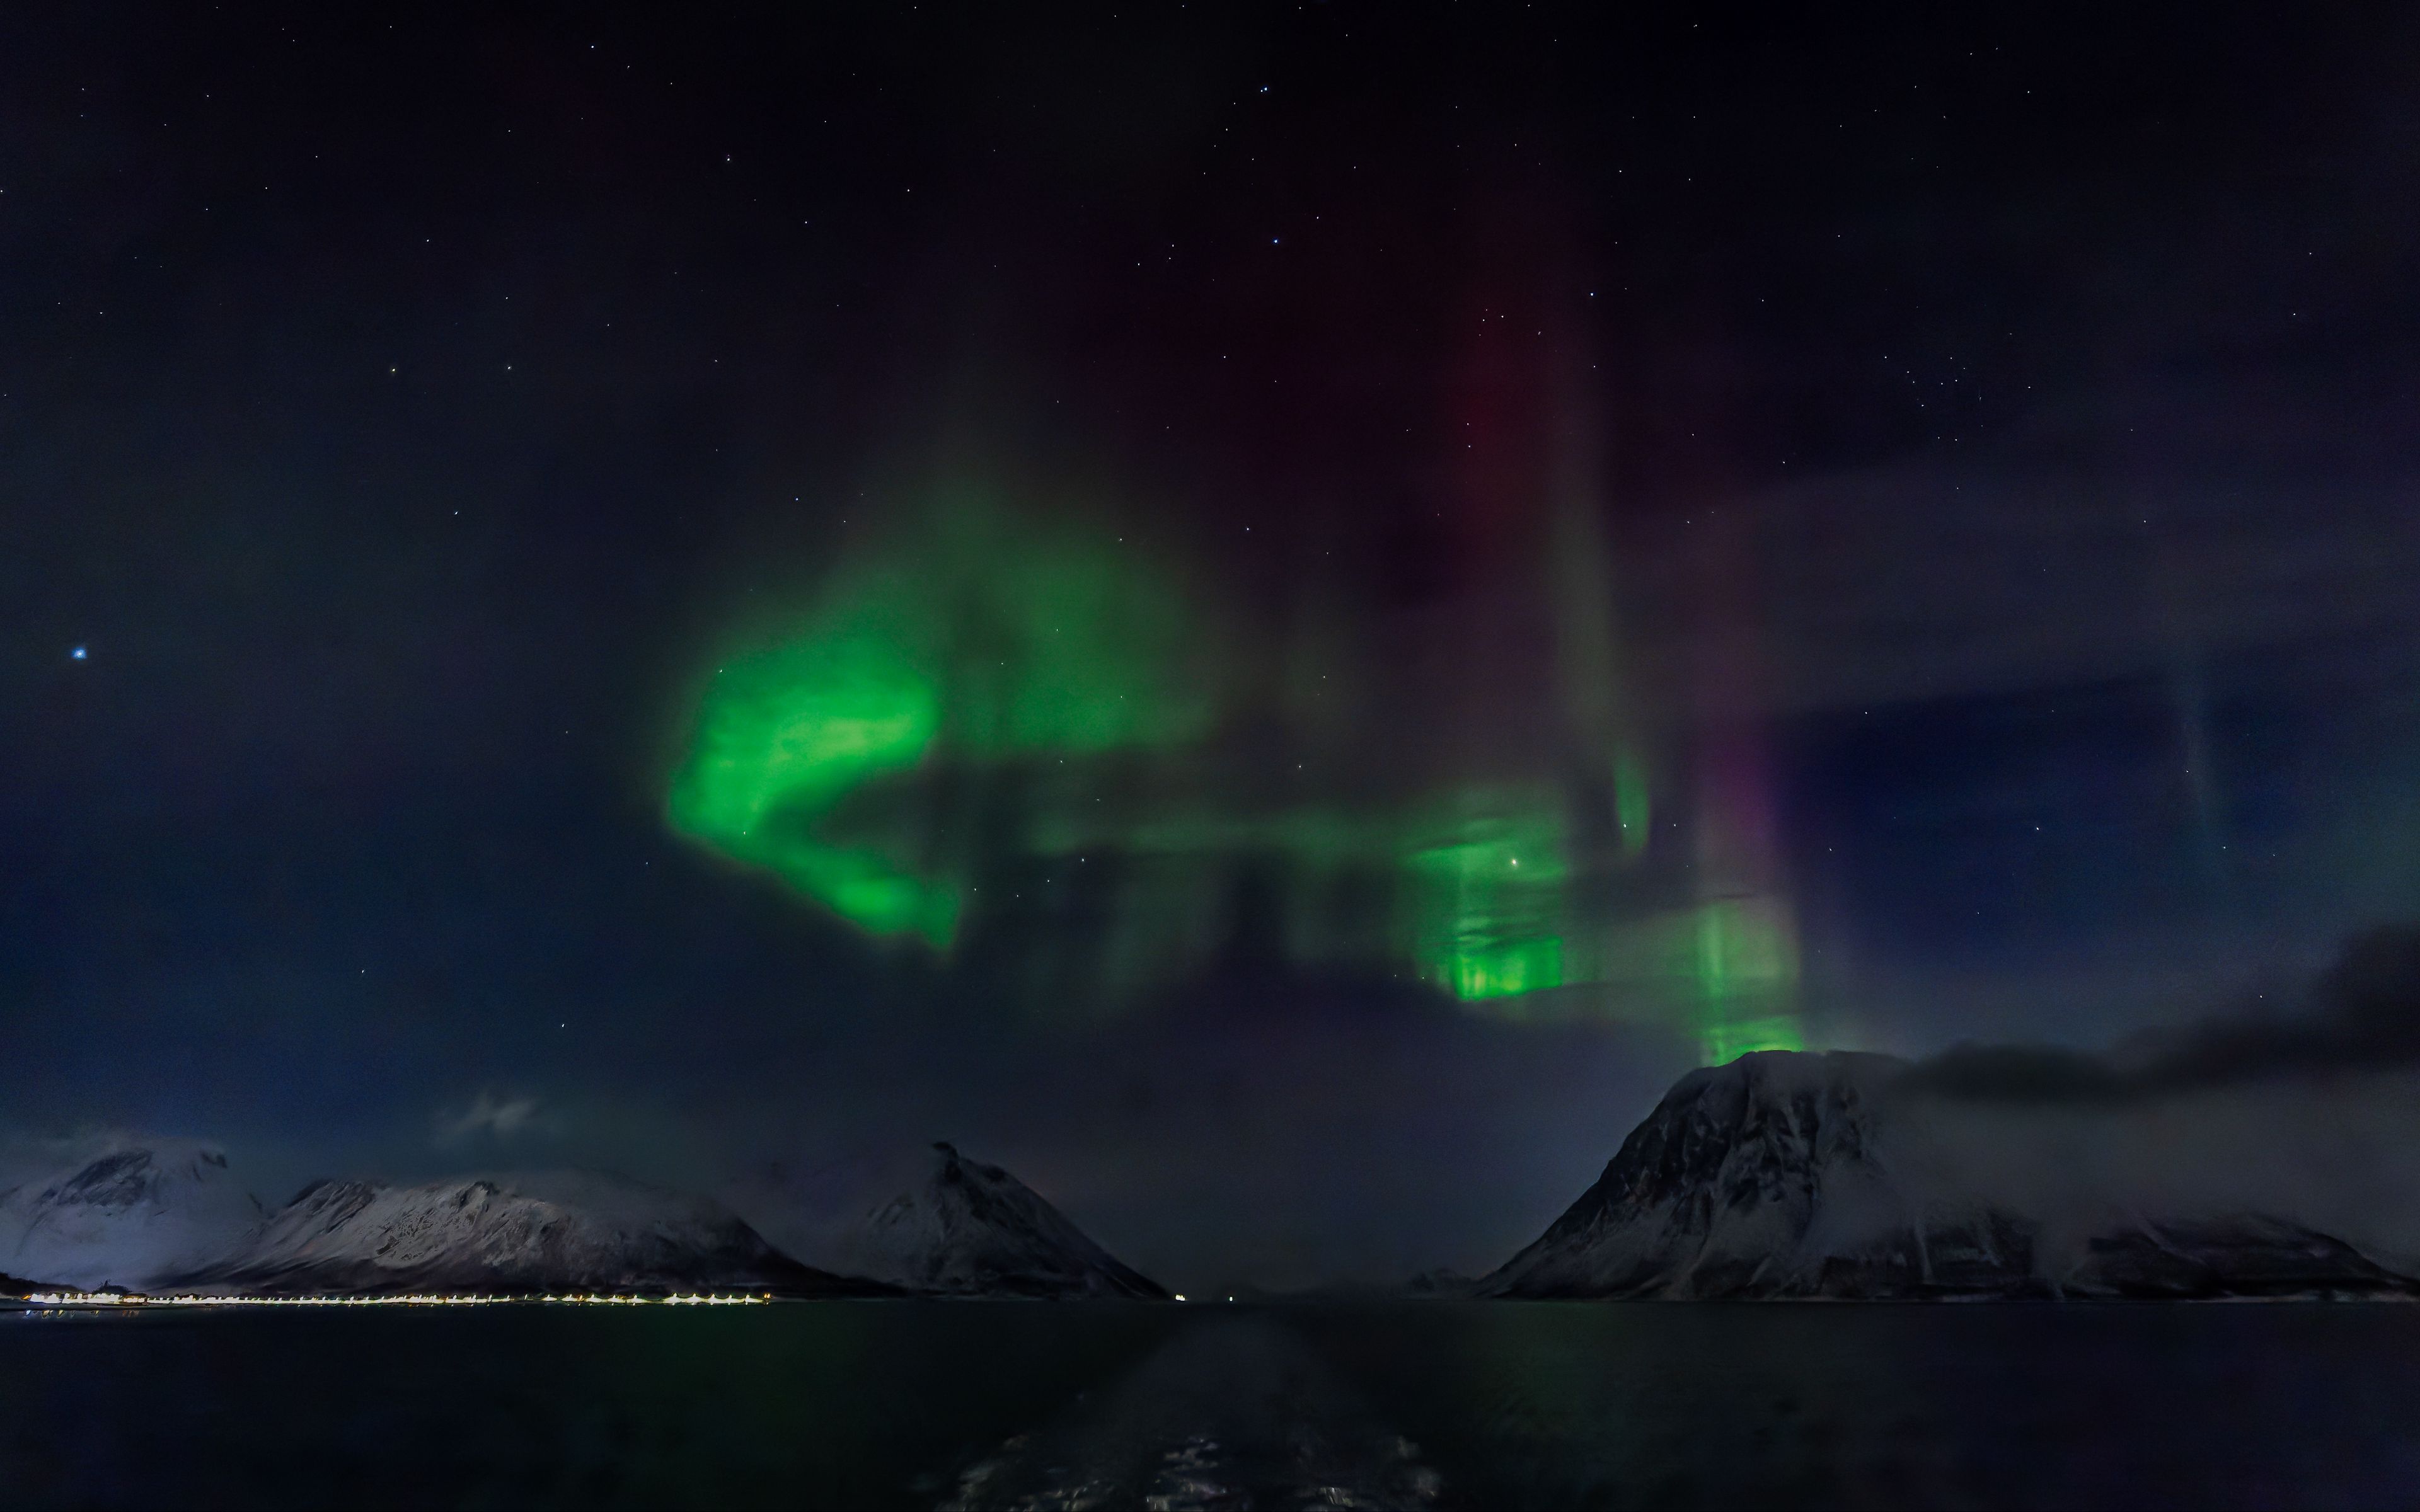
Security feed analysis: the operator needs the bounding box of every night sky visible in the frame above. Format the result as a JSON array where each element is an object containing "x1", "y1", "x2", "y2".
[{"x1": 9, "y1": 5, "x2": 2420, "y2": 1292}]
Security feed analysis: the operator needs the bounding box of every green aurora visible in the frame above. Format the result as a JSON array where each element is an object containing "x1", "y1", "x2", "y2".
[
  {"x1": 667, "y1": 492, "x2": 1801, "y2": 1061},
  {"x1": 667, "y1": 497, "x2": 1213, "y2": 951}
]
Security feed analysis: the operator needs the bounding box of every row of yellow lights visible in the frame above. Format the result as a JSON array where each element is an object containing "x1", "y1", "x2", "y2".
[{"x1": 20, "y1": 1292, "x2": 772, "y2": 1307}]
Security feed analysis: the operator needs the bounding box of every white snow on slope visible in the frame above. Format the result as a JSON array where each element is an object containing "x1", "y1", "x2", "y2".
[
  {"x1": 183, "y1": 1167, "x2": 851, "y2": 1294},
  {"x1": 0, "y1": 1136, "x2": 266, "y2": 1291},
  {"x1": 1482, "y1": 1050, "x2": 2420, "y2": 1299}
]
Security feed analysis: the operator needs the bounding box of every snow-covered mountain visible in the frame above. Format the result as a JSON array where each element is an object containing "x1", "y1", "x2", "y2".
[
  {"x1": 0, "y1": 1138, "x2": 266, "y2": 1292},
  {"x1": 839, "y1": 1143, "x2": 1168, "y2": 1298},
  {"x1": 1482, "y1": 1050, "x2": 2420, "y2": 1300},
  {"x1": 173, "y1": 1169, "x2": 890, "y2": 1297}
]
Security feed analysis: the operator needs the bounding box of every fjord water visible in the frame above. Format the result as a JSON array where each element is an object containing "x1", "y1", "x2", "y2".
[{"x1": 7, "y1": 1303, "x2": 2420, "y2": 1510}]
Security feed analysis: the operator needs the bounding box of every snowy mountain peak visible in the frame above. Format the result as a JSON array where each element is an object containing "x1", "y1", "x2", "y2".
[
  {"x1": 1560, "y1": 1050, "x2": 1903, "y2": 1229},
  {"x1": 0, "y1": 1137, "x2": 265, "y2": 1292},
  {"x1": 1484, "y1": 1050, "x2": 2420, "y2": 1300},
  {"x1": 1485, "y1": 1050, "x2": 1920, "y2": 1298},
  {"x1": 176, "y1": 1169, "x2": 885, "y2": 1297},
  {"x1": 844, "y1": 1143, "x2": 1169, "y2": 1299},
  {"x1": 30, "y1": 1142, "x2": 234, "y2": 1212}
]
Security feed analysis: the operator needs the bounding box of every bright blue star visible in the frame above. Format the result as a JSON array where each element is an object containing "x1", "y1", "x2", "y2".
[{"x1": 69, "y1": 646, "x2": 86, "y2": 660}]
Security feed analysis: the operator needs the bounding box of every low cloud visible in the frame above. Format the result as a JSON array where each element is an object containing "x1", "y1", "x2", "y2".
[
  {"x1": 1898, "y1": 924, "x2": 2420, "y2": 1104},
  {"x1": 1852, "y1": 925, "x2": 2420, "y2": 1263},
  {"x1": 432, "y1": 1091, "x2": 544, "y2": 1148},
  {"x1": 1871, "y1": 1070, "x2": 2420, "y2": 1264}
]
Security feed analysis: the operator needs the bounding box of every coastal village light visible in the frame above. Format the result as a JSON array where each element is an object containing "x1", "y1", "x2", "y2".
[{"x1": 20, "y1": 1292, "x2": 772, "y2": 1308}]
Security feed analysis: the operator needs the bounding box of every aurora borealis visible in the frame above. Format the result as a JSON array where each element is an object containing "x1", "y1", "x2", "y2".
[
  {"x1": 16, "y1": 3, "x2": 2420, "y2": 1295},
  {"x1": 667, "y1": 481, "x2": 1803, "y2": 1060},
  {"x1": 667, "y1": 492, "x2": 1218, "y2": 953}
]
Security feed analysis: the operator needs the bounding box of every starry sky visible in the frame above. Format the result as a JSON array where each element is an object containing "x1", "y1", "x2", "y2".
[{"x1": 9, "y1": 4, "x2": 2420, "y2": 1291}]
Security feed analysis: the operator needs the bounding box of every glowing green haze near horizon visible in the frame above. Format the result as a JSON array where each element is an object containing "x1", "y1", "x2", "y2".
[{"x1": 666, "y1": 489, "x2": 1802, "y2": 1060}]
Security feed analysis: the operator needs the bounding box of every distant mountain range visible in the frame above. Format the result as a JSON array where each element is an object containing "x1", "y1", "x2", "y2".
[
  {"x1": 1481, "y1": 1050, "x2": 2420, "y2": 1300},
  {"x1": 0, "y1": 1138, "x2": 1164, "y2": 1300},
  {"x1": 10, "y1": 1056, "x2": 2414, "y2": 1303},
  {"x1": 164, "y1": 1171, "x2": 881, "y2": 1298}
]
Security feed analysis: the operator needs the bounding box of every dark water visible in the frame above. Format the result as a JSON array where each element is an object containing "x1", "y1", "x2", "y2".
[{"x1": 7, "y1": 1302, "x2": 2420, "y2": 1510}]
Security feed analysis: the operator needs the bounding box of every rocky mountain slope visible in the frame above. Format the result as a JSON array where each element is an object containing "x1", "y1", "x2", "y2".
[
  {"x1": 172, "y1": 1168, "x2": 888, "y2": 1297},
  {"x1": 0, "y1": 1139, "x2": 265, "y2": 1292},
  {"x1": 1482, "y1": 1050, "x2": 2420, "y2": 1300},
  {"x1": 841, "y1": 1143, "x2": 1168, "y2": 1298}
]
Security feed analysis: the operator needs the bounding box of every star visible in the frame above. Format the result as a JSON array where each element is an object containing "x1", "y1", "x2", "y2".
[{"x1": 69, "y1": 646, "x2": 86, "y2": 660}]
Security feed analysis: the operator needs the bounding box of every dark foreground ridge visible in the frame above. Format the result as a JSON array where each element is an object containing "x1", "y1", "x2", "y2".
[{"x1": 1482, "y1": 1050, "x2": 2420, "y2": 1300}]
